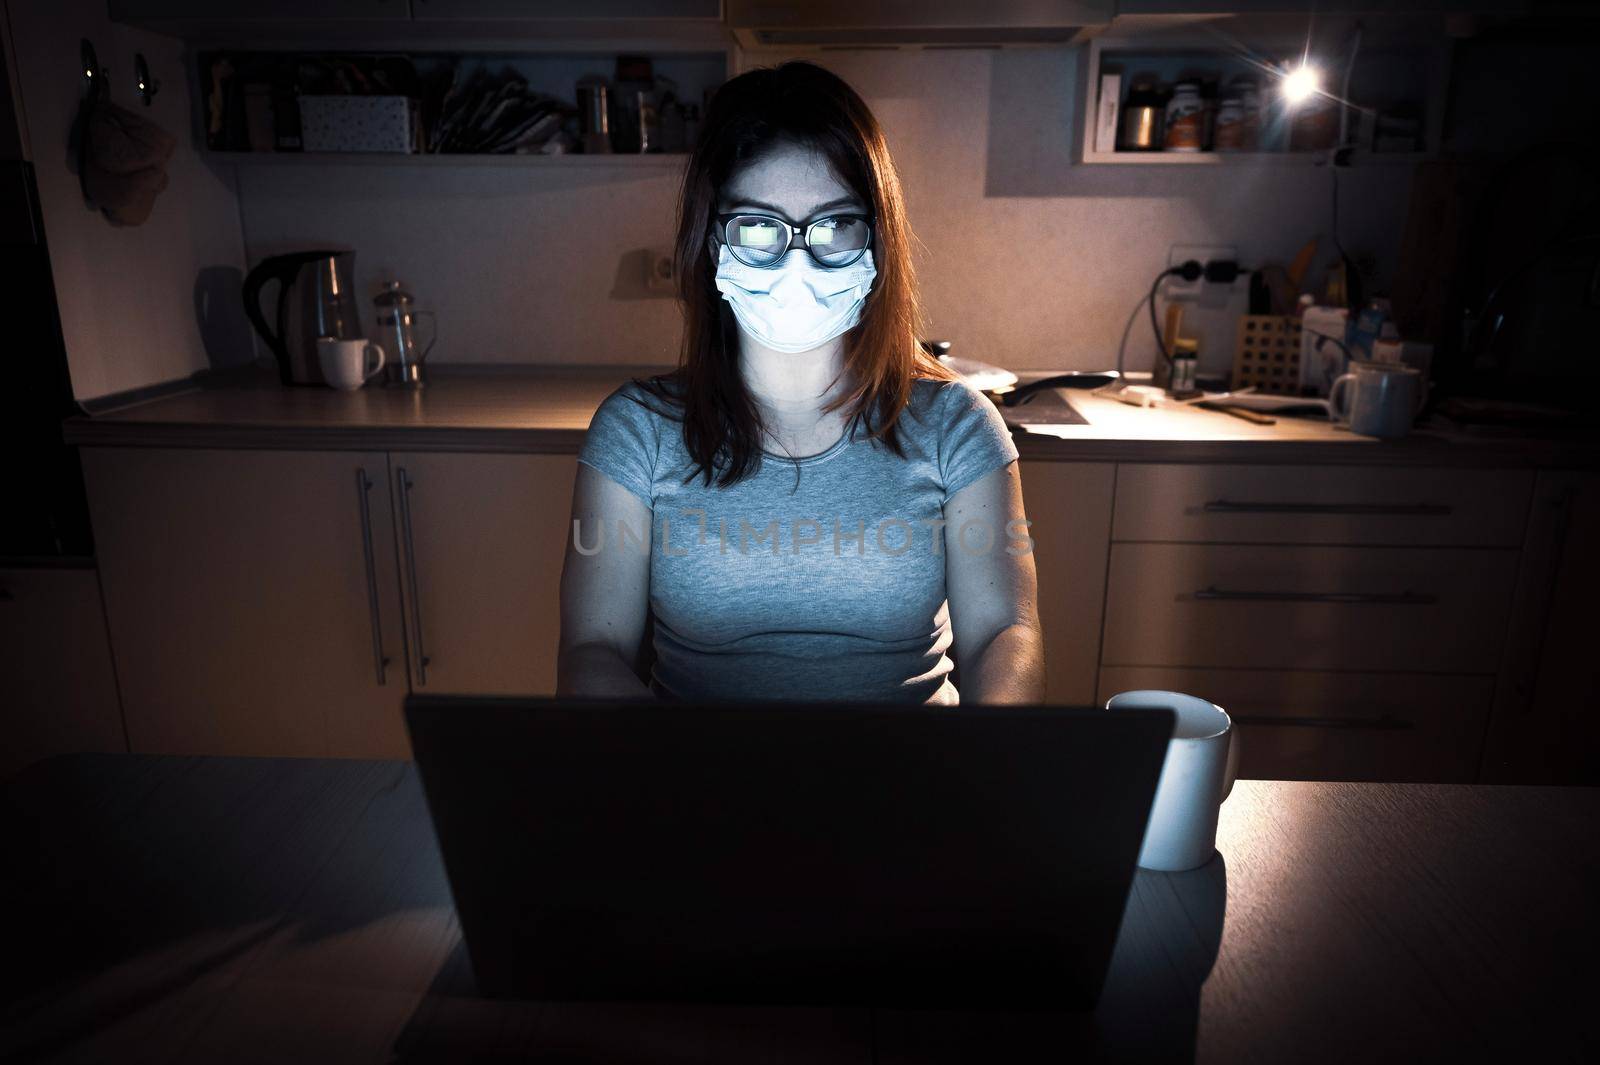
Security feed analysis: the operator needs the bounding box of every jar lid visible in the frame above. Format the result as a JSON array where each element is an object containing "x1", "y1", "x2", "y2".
[
  {"x1": 1173, "y1": 338, "x2": 1199, "y2": 354},
  {"x1": 374, "y1": 280, "x2": 414, "y2": 307}
]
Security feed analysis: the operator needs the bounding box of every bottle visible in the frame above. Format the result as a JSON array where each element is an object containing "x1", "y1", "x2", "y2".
[
  {"x1": 1348, "y1": 297, "x2": 1392, "y2": 363},
  {"x1": 1229, "y1": 75, "x2": 1261, "y2": 150},
  {"x1": 1170, "y1": 338, "x2": 1199, "y2": 395},
  {"x1": 1214, "y1": 95, "x2": 1245, "y2": 151},
  {"x1": 1164, "y1": 81, "x2": 1204, "y2": 151},
  {"x1": 1372, "y1": 322, "x2": 1404, "y2": 364}
]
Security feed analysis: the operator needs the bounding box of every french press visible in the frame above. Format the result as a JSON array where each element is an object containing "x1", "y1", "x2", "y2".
[{"x1": 373, "y1": 281, "x2": 437, "y2": 388}]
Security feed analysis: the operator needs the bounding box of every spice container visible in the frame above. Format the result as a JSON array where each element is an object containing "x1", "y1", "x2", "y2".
[
  {"x1": 1229, "y1": 74, "x2": 1262, "y2": 150},
  {"x1": 1214, "y1": 95, "x2": 1245, "y2": 151},
  {"x1": 1164, "y1": 81, "x2": 1204, "y2": 152},
  {"x1": 1169, "y1": 337, "x2": 1200, "y2": 395}
]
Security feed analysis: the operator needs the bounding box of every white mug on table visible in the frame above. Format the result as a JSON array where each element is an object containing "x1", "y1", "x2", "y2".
[
  {"x1": 317, "y1": 337, "x2": 386, "y2": 391},
  {"x1": 1106, "y1": 690, "x2": 1238, "y2": 872},
  {"x1": 1329, "y1": 360, "x2": 1427, "y2": 439}
]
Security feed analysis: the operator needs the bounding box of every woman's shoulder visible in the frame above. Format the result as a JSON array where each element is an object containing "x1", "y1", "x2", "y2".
[
  {"x1": 596, "y1": 372, "x2": 686, "y2": 427},
  {"x1": 904, "y1": 373, "x2": 1001, "y2": 427}
]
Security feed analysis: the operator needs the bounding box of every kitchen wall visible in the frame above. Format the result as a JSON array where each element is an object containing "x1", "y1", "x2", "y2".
[
  {"x1": 3, "y1": 0, "x2": 247, "y2": 401},
  {"x1": 234, "y1": 44, "x2": 1414, "y2": 376}
]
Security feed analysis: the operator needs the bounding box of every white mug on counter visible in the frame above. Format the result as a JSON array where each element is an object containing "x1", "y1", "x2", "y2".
[
  {"x1": 1106, "y1": 690, "x2": 1238, "y2": 872},
  {"x1": 317, "y1": 337, "x2": 386, "y2": 391},
  {"x1": 1328, "y1": 360, "x2": 1427, "y2": 439}
]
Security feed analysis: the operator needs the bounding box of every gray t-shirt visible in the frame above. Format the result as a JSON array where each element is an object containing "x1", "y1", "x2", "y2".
[{"x1": 575, "y1": 374, "x2": 1020, "y2": 704}]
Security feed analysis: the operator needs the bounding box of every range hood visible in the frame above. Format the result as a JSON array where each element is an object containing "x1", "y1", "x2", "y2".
[{"x1": 727, "y1": 1, "x2": 1113, "y2": 49}]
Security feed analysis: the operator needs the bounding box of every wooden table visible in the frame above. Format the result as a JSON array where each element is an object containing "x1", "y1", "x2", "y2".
[{"x1": 2, "y1": 755, "x2": 1595, "y2": 1063}]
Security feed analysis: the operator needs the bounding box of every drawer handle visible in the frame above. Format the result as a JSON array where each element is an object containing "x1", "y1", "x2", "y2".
[
  {"x1": 1202, "y1": 500, "x2": 1453, "y2": 516},
  {"x1": 1192, "y1": 586, "x2": 1439, "y2": 606},
  {"x1": 1234, "y1": 714, "x2": 1414, "y2": 732},
  {"x1": 396, "y1": 466, "x2": 430, "y2": 687},
  {"x1": 356, "y1": 468, "x2": 391, "y2": 686}
]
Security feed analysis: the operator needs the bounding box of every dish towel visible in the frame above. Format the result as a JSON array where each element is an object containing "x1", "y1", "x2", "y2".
[{"x1": 80, "y1": 99, "x2": 177, "y2": 226}]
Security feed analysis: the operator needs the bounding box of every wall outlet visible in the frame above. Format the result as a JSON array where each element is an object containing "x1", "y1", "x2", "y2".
[
  {"x1": 646, "y1": 248, "x2": 676, "y2": 293},
  {"x1": 1167, "y1": 243, "x2": 1238, "y2": 300}
]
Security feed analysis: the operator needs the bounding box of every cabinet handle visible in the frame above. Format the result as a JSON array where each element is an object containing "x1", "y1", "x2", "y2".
[
  {"x1": 356, "y1": 469, "x2": 390, "y2": 685},
  {"x1": 1202, "y1": 500, "x2": 1452, "y2": 516},
  {"x1": 1233, "y1": 714, "x2": 1414, "y2": 731},
  {"x1": 396, "y1": 466, "x2": 430, "y2": 686},
  {"x1": 1192, "y1": 586, "x2": 1438, "y2": 606}
]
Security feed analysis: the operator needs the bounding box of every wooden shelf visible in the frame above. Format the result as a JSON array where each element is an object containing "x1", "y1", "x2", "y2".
[{"x1": 205, "y1": 151, "x2": 690, "y2": 167}]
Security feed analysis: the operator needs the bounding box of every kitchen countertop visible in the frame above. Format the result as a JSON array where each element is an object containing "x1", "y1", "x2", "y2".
[
  {"x1": 62, "y1": 364, "x2": 1597, "y2": 468},
  {"x1": 3, "y1": 754, "x2": 1595, "y2": 1063}
]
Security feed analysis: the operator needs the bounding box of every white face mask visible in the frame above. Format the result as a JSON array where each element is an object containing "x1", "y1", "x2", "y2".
[{"x1": 713, "y1": 244, "x2": 877, "y2": 354}]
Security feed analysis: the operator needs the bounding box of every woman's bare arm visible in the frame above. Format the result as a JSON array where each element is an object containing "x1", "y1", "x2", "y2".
[
  {"x1": 942, "y1": 460, "x2": 1046, "y2": 705},
  {"x1": 556, "y1": 463, "x2": 655, "y2": 698}
]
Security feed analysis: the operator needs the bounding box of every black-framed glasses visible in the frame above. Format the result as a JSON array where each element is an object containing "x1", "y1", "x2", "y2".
[{"x1": 714, "y1": 212, "x2": 874, "y2": 270}]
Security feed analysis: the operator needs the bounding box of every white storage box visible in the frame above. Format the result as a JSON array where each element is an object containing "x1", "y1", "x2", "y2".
[{"x1": 297, "y1": 95, "x2": 416, "y2": 153}]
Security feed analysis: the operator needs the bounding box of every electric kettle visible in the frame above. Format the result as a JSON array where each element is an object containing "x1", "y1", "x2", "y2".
[{"x1": 243, "y1": 250, "x2": 363, "y2": 386}]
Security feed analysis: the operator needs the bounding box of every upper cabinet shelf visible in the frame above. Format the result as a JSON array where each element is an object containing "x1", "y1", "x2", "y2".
[
  {"x1": 108, "y1": 1, "x2": 731, "y2": 51},
  {"x1": 1077, "y1": 10, "x2": 1454, "y2": 166}
]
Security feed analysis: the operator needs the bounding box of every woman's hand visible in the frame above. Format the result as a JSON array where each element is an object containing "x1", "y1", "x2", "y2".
[
  {"x1": 556, "y1": 464, "x2": 655, "y2": 698},
  {"x1": 942, "y1": 460, "x2": 1046, "y2": 705}
]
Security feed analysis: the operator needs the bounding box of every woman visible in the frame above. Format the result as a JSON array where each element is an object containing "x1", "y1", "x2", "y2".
[{"x1": 557, "y1": 60, "x2": 1043, "y2": 705}]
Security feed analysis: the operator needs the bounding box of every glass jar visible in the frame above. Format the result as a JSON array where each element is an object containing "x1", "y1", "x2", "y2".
[{"x1": 1164, "y1": 81, "x2": 1204, "y2": 152}]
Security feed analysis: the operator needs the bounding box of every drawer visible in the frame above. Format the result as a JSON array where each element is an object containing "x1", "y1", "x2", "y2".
[
  {"x1": 1113, "y1": 465, "x2": 1533, "y2": 546},
  {"x1": 1098, "y1": 667, "x2": 1491, "y2": 783},
  {"x1": 1101, "y1": 543, "x2": 1518, "y2": 673}
]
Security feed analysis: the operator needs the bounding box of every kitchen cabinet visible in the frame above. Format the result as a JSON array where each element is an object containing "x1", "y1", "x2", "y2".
[
  {"x1": 1100, "y1": 463, "x2": 1530, "y2": 783},
  {"x1": 1097, "y1": 667, "x2": 1491, "y2": 783},
  {"x1": 82, "y1": 447, "x2": 577, "y2": 760},
  {"x1": 82, "y1": 448, "x2": 410, "y2": 759},
  {"x1": 108, "y1": 0, "x2": 410, "y2": 19},
  {"x1": 1078, "y1": 12, "x2": 1452, "y2": 166},
  {"x1": 1101, "y1": 542, "x2": 1519, "y2": 673},
  {"x1": 0, "y1": 566, "x2": 127, "y2": 781},
  {"x1": 388, "y1": 453, "x2": 576, "y2": 696},
  {"x1": 1112, "y1": 464, "x2": 1532, "y2": 547},
  {"x1": 411, "y1": 0, "x2": 721, "y2": 17},
  {"x1": 1481, "y1": 472, "x2": 1600, "y2": 785},
  {"x1": 1019, "y1": 461, "x2": 1114, "y2": 706}
]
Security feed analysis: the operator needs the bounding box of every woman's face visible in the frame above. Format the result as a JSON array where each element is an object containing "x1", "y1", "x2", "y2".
[{"x1": 715, "y1": 140, "x2": 868, "y2": 246}]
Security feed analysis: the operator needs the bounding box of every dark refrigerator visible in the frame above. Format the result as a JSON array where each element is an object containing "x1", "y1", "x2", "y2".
[{"x1": 1, "y1": 42, "x2": 92, "y2": 560}]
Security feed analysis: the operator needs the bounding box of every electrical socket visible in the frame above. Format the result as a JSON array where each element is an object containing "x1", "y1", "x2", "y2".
[
  {"x1": 645, "y1": 247, "x2": 676, "y2": 293},
  {"x1": 1167, "y1": 243, "x2": 1238, "y2": 300}
]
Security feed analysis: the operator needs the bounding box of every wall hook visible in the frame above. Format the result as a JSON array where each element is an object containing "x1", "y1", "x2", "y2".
[
  {"x1": 134, "y1": 53, "x2": 160, "y2": 106},
  {"x1": 80, "y1": 39, "x2": 108, "y2": 104}
]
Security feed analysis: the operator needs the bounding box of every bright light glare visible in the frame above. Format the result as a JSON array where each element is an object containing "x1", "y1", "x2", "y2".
[{"x1": 1281, "y1": 64, "x2": 1320, "y2": 105}]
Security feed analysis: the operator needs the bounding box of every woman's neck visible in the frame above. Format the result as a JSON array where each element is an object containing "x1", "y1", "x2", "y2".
[{"x1": 737, "y1": 335, "x2": 852, "y2": 424}]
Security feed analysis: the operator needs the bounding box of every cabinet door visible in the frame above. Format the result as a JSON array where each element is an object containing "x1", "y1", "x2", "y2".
[
  {"x1": 109, "y1": 1, "x2": 409, "y2": 19},
  {"x1": 0, "y1": 567, "x2": 127, "y2": 781},
  {"x1": 389, "y1": 453, "x2": 576, "y2": 696},
  {"x1": 83, "y1": 448, "x2": 408, "y2": 759},
  {"x1": 1101, "y1": 543, "x2": 1518, "y2": 673},
  {"x1": 1098, "y1": 666, "x2": 1491, "y2": 784},
  {"x1": 1018, "y1": 462, "x2": 1114, "y2": 706},
  {"x1": 1482, "y1": 472, "x2": 1600, "y2": 784}
]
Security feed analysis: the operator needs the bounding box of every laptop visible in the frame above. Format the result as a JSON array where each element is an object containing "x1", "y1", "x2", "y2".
[{"x1": 405, "y1": 695, "x2": 1172, "y2": 1011}]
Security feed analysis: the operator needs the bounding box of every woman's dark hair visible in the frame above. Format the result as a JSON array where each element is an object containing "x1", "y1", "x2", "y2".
[{"x1": 635, "y1": 59, "x2": 959, "y2": 489}]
